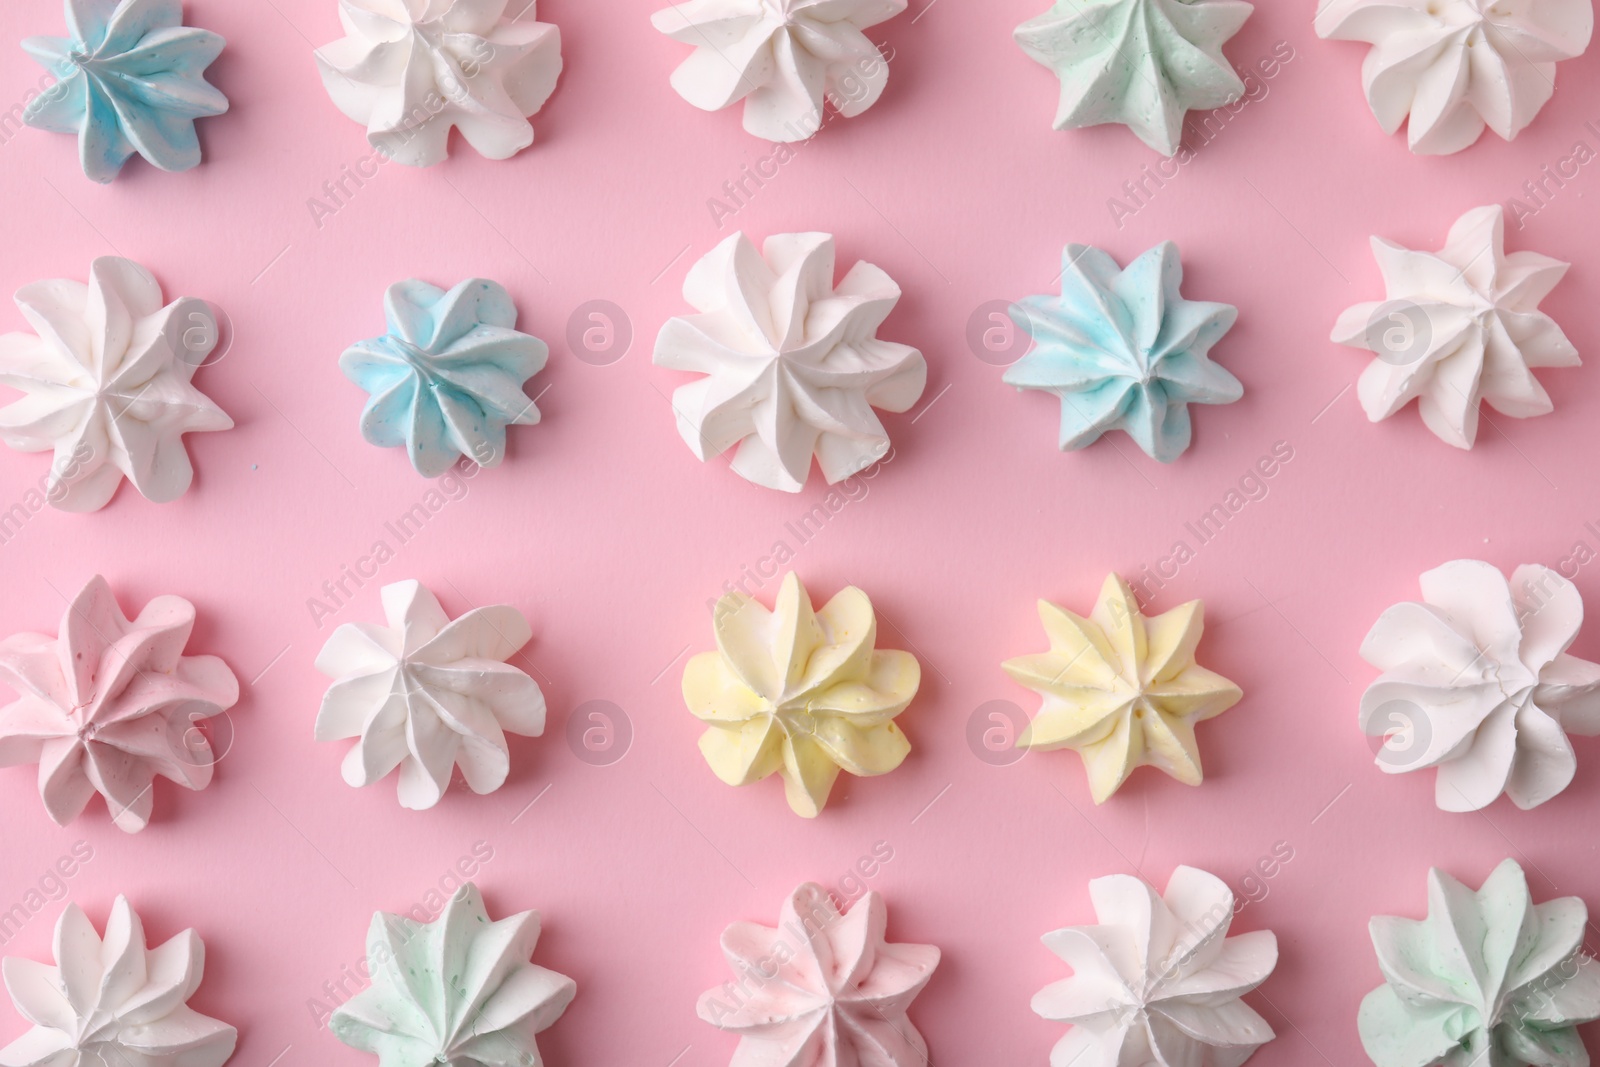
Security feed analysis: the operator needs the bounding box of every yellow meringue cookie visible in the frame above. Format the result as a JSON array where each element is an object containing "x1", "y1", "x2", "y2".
[
  {"x1": 1003, "y1": 574, "x2": 1241, "y2": 803},
  {"x1": 683, "y1": 572, "x2": 920, "y2": 817}
]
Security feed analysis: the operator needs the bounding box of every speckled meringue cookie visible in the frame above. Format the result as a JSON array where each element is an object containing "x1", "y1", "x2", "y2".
[
  {"x1": 1007, "y1": 242, "x2": 1242, "y2": 462},
  {"x1": 314, "y1": 579, "x2": 546, "y2": 810},
  {"x1": 683, "y1": 572, "x2": 920, "y2": 817},
  {"x1": 1316, "y1": 0, "x2": 1592, "y2": 155},
  {"x1": 652, "y1": 0, "x2": 905, "y2": 142},
  {"x1": 340, "y1": 278, "x2": 548, "y2": 477},
  {"x1": 0, "y1": 256, "x2": 232, "y2": 512},
  {"x1": 1360, "y1": 559, "x2": 1600, "y2": 811},
  {"x1": 1016, "y1": 0, "x2": 1254, "y2": 155},
  {"x1": 1331, "y1": 205, "x2": 1577, "y2": 449},
  {"x1": 1361, "y1": 859, "x2": 1600, "y2": 1067},
  {"x1": 654, "y1": 232, "x2": 926, "y2": 492},
  {"x1": 1035, "y1": 866, "x2": 1277, "y2": 1067},
  {"x1": 316, "y1": 0, "x2": 563, "y2": 166},
  {"x1": 331, "y1": 883, "x2": 575, "y2": 1067},
  {"x1": 1003, "y1": 574, "x2": 1241, "y2": 803},
  {"x1": 0, "y1": 896, "x2": 237, "y2": 1067},
  {"x1": 698, "y1": 882, "x2": 939, "y2": 1067},
  {"x1": 20, "y1": 0, "x2": 229, "y2": 182},
  {"x1": 0, "y1": 576, "x2": 238, "y2": 833}
]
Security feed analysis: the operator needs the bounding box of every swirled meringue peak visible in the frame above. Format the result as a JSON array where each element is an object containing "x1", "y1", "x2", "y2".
[
  {"x1": 683, "y1": 572, "x2": 920, "y2": 817},
  {"x1": 0, "y1": 256, "x2": 233, "y2": 512},
  {"x1": 1360, "y1": 859, "x2": 1600, "y2": 1067},
  {"x1": 1016, "y1": 0, "x2": 1253, "y2": 155},
  {"x1": 21, "y1": 0, "x2": 228, "y2": 183},
  {"x1": 316, "y1": 0, "x2": 563, "y2": 166},
  {"x1": 1332, "y1": 205, "x2": 1577, "y2": 449},
  {"x1": 652, "y1": 0, "x2": 906, "y2": 142},
  {"x1": 1360, "y1": 559, "x2": 1600, "y2": 812},
  {"x1": 698, "y1": 883, "x2": 940, "y2": 1067},
  {"x1": 1004, "y1": 574, "x2": 1242, "y2": 803},
  {"x1": 0, "y1": 896, "x2": 237, "y2": 1067},
  {"x1": 1007, "y1": 242, "x2": 1242, "y2": 462},
  {"x1": 341, "y1": 278, "x2": 548, "y2": 477},
  {"x1": 654, "y1": 232, "x2": 926, "y2": 492},
  {"x1": 331, "y1": 883, "x2": 576, "y2": 1067},
  {"x1": 1316, "y1": 0, "x2": 1592, "y2": 155},
  {"x1": 314, "y1": 579, "x2": 546, "y2": 810},
  {"x1": 1035, "y1": 866, "x2": 1277, "y2": 1067},
  {"x1": 0, "y1": 576, "x2": 238, "y2": 833}
]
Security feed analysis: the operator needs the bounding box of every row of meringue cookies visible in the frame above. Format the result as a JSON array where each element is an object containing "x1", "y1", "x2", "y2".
[
  {"x1": 0, "y1": 203, "x2": 1578, "y2": 515},
  {"x1": 15, "y1": 0, "x2": 1595, "y2": 184},
  {"x1": 2, "y1": 857, "x2": 1597, "y2": 1067}
]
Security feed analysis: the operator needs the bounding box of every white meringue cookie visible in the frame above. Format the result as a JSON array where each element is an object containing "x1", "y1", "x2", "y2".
[
  {"x1": 654, "y1": 232, "x2": 926, "y2": 492},
  {"x1": 314, "y1": 579, "x2": 546, "y2": 810},
  {"x1": 1360, "y1": 559, "x2": 1600, "y2": 812},
  {"x1": 315, "y1": 0, "x2": 563, "y2": 166},
  {"x1": 652, "y1": 0, "x2": 905, "y2": 142},
  {"x1": 0, "y1": 896, "x2": 237, "y2": 1067},
  {"x1": 1034, "y1": 866, "x2": 1278, "y2": 1067},
  {"x1": 0, "y1": 256, "x2": 232, "y2": 512},
  {"x1": 1331, "y1": 205, "x2": 1577, "y2": 449},
  {"x1": 1316, "y1": 0, "x2": 1592, "y2": 154}
]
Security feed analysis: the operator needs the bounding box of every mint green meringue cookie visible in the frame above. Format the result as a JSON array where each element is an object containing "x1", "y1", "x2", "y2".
[
  {"x1": 1015, "y1": 0, "x2": 1254, "y2": 155},
  {"x1": 1360, "y1": 859, "x2": 1600, "y2": 1067}
]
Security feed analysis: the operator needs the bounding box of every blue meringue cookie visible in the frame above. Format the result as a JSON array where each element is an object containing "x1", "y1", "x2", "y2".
[
  {"x1": 1005, "y1": 242, "x2": 1242, "y2": 462},
  {"x1": 340, "y1": 279, "x2": 548, "y2": 478},
  {"x1": 22, "y1": 0, "x2": 229, "y2": 183}
]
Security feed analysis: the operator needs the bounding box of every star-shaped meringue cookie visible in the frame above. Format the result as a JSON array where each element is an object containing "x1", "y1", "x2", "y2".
[
  {"x1": 698, "y1": 883, "x2": 940, "y2": 1067},
  {"x1": 654, "y1": 232, "x2": 926, "y2": 492},
  {"x1": 1003, "y1": 574, "x2": 1241, "y2": 803},
  {"x1": 1332, "y1": 205, "x2": 1577, "y2": 448},
  {"x1": 0, "y1": 256, "x2": 233, "y2": 512},
  {"x1": 0, "y1": 575, "x2": 238, "y2": 833},
  {"x1": 1015, "y1": 0, "x2": 1254, "y2": 155},
  {"x1": 0, "y1": 896, "x2": 237, "y2": 1067},
  {"x1": 1006, "y1": 242, "x2": 1242, "y2": 462},
  {"x1": 683, "y1": 572, "x2": 920, "y2": 817},
  {"x1": 315, "y1": 579, "x2": 546, "y2": 810},
  {"x1": 316, "y1": 0, "x2": 563, "y2": 166},
  {"x1": 1316, "y1": 0, "x2": 1593, "y2": 155}
]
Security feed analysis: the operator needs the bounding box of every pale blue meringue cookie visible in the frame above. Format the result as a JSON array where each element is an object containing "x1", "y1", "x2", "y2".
[
  {"x1": 1005, "y1": 242, "x2": 1242, "y2": 462},
  {"x1": 21, "y1": 0, "x2": 229, "y2": 183},
  {"x1": 340, "y1": 278, "x2": 548, "y2": 478}
]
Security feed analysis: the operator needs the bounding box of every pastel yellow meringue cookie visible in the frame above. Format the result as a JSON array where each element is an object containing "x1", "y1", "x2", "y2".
[
  {"x1": 684, "y1": 572, "x2": 920, "y2": 817},
  {"x1": 1003, "y1": 574, "x2": 1241, "y2": 803}
]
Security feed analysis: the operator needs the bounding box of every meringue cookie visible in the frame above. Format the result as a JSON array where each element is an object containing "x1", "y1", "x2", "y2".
[
  {"x1": 1035, "y1": 865, "x2": 1277, "y2": 1067},
  {"x1": 0, "y1": 576, "x2": 238, "y2": 833},
  {"x1": 652, "y1": 0, "x2": 906, "y2": 142},
  {"x1": 1015, "y1": 0, "x2": 1253, "y2": 155},
  {"x1": 1360, "y1": 859, "x2": 1600, "y2": 1067},
  {"x1": 1315, "y1": 0, "x2": 1592, "y2": 155},
  {"x1": 315, "y1": 579, "x2": 545, "y2": 810},
  {"x1": 340, "y1": 278, "x2": 547, "y2": 477},
  {"x1": 1003, "y1": 574, "x2": 1241, "y2": 803},
  {"x1": 698, "y1": 882, "x2": 939, "y2": 1067},
  {"x1": 1360, "y1": 560, "x2": 1600, "y2": 812},
  {"x1": 1332, "y1": 205, "x2": 1577, "y2": 449},
  {"x1": 1007, "y1": 242, "x2": 1242, "y2": 462},
  {"x1": 331, "y1": 883, "x2": 575, "y2": 1067},
  {"x1": 0, "y1": 896, "x2": 236, "y2": 1067},
  {"x1": 316, "y1": 0, "x2": 563, "y2": 166},
  {"x1": 0, "y1": 256, "x2": 233, "y2": 512},
  {"x1": 654, "y1": 232, "x2": 926, "y2": 492},
  {"x1": 21, "y1": 0, "x2": 228, "y2": 183},
  {"x1": 684, "y1": 572, "x2": 920, "y2": 817}
]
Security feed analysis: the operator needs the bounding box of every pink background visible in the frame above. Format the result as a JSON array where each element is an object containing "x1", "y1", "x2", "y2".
[{"x1": 2, "y1": 0, "x2": 1600, "y2": 1063}]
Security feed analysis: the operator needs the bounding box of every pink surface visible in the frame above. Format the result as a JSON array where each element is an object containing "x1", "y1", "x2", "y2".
[{"x1": 1, "y1": 0, "x2": 1599, "y2": 1063}]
